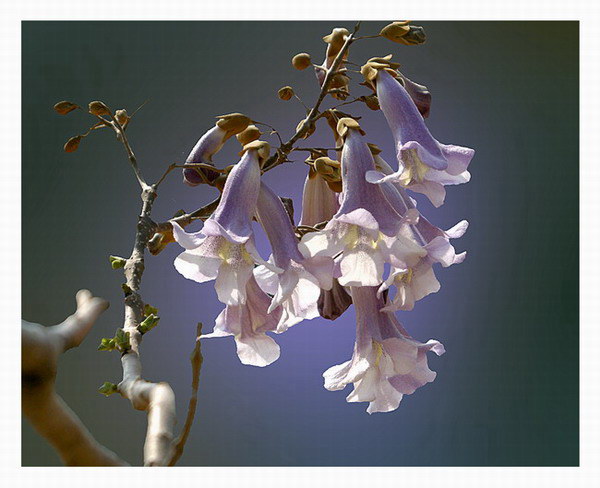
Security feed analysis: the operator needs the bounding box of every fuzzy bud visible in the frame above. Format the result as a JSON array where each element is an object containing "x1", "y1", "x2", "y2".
[
  {"x1": 115, "y1": 109, "x2": 129, "y2": 126},
  {"x1": 380, "y1": 21, "x2": 411, "y2": 42},
  {"x1": 363, "y1": 94, "x2": 380, "y2": 111},
  {"x1": 292, "y1": 52, "x2": 312, "y2": 70},
  {"x1": 278, "y1": 86, "x2": 295, "y2": 101},
  {"x1": 323, "y1": 28, "x2": 349, "y2": 53}
]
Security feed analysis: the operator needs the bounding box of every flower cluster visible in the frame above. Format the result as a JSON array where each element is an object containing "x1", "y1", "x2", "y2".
[{"x1": 171, "y1": 25, "x2": 473, "y2": 413}]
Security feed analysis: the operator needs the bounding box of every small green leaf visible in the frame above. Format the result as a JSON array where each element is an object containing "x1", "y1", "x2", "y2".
[
  {"x1": 109, "y1": 255, "x2": 127, "y2": 269},
  {"x1": 98, "y1": 382, "x2": 118, "y2": 396},
  {"x1": 138, "y1": 314, "x2": 160, "y2": 334},
  {"x1": 98, "y1": 337, "x2": 116, "y2": 351},
  {"x1": 114, "y1": 329, "x2": 131, "y2": 353},
  {"x1": 143, "y1": 304, "x2": 159, "y2": 317}
]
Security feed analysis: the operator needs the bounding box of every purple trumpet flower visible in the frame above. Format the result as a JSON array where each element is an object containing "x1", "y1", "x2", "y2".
[
  {"x1": 253, "y1": 183, "x2": 333, "y2": 333},
  {"x1": 373, "y1": 153, "x2": 468, "y2": 311},
  {"x1": 172, "y1": 147, "x2": 279, "y2": 306},
  {"x1": 323, "y1": 286, "x2": 445, "y2": 414},
  {"x1": 368, "y1": 69, "x2": 474, "y2": 207},
  {"x1": 202, "y1": 275, "x2": 282, "y2": 367},
  {"x1": 298, "y1": 168, "x2": 340, "y2": 227},
  {"x1": 299, "y1": 120, "x2": 426, "y2": 287},
  {"x1": 182, "y1": 125, "x2": 229, "y2": 186}
]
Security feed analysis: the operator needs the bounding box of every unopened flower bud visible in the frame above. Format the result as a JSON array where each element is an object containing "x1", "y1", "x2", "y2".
[
  {"x1": 401, "y1": 25, "x2": 426, "y2": 45},
  {"x1": 215, "y1": 113, "x2": 252, "y2": 134},
  {"x1": 318, "y1": 279, "x2": 352, "y2": 320},
  {"x1": 278, "y1": 86, "x2": 295, "y2": 101},
  {"x1": 64, "y1": 136, "x2": 82, "y2": 153},
  {"x1": 323, "y1": 27, "x2": 349, "y2": 53},
  {"x1": 330, "y1": 73, "x2": 349, "y2": 89},
  {"x1": 88, "y1": 100, "x2": 110, "y2": 116},
  {"x1": 236, "y1": 125, "x2": 262, "y2": 146},
  {"x1": 292, "y1": 52, "x2": 312, "y2": 70},
  {"x1": 115, "y1": 109, "x2": 129, "y2": 126},
  {"x1": 380, "y1": 21, "x2": 411, "y2": 42},
  {"x1": 53, "y1": 100, "x2": 79, "y2": 115},
  {"x1": 363, "y1": 94, "x2": 380, "y2": 111}
]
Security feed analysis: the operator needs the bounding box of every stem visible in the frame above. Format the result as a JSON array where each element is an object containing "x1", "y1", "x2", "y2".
[
  {"x1": 261, "y1": 24, "x2": 360, "y2": 173},
  {"x1": 169, "y1": 323, "x2": 204, "y2": 466}
]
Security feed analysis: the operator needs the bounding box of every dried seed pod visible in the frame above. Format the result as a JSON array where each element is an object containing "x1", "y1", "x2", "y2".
[
  {"x1": 64, "y1": 136, "x2": 82, "y2": 153},
  {"x1": 278, "y1": 86, "x2": 295, "y2": 101},
  {"x1": 88, "y1": 101, "x2": 110, "y2": 116},
  {"x1": 53, "y1": 101, "x2": 79, "y2": 115},
  {"x1": 292, "y1": 52, "x2": 312, "y2": 70}
]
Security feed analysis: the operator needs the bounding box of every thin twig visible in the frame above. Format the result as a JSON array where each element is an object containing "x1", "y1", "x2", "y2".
[
  {"x1": 110, "y1": 114, "x2": 148, "y2": 189},
  {"x1": 169, "y1": 323, "x2": 204, "y2": 466},
  {"x1": 261, "y1": 23, "x2": 361, "y2": 173}
]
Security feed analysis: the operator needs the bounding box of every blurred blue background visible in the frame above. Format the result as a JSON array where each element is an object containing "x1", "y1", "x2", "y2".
[{"x1": 22, "y1": 21, "x2": 578, "y2": 466}]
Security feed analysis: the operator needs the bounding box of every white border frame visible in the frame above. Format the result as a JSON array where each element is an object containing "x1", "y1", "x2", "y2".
[{"x1": 2, "y1": 1, "x2": 596, "y2": 485}]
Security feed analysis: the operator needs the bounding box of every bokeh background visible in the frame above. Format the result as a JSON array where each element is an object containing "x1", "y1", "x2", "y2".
[{"x1": 21, "y1": 21, "x2": 579, "y2": 466}]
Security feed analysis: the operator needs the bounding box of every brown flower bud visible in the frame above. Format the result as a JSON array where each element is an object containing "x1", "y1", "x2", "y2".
[
  {"x1": 53, "y1": 101, "x2": 79, "y2": 115},
  {"x1": 318, "y1": 279, "x2": 352, "y2": 320},
  {"x1": 88, "y1": 101, "x2": 110, "y2": 116},
  {"x1": 236, "y1": 125, "x2": 262, "y2": 146},
  {"x1": 363, "y1": 94, "x2": 380, "y2": 111},
  {"x1": 292, "y1": 53, "x2": 312, "y2": 70},
  {"x1": 330, "y1": 73, "x2": 349, "y2": 89},
  {"x1": 278, "y1": 86, "x2": 295, "y2": 101},
  {"x1": 323, "y1": 28, "x2": 349, "y2": 53},
  {"x1": 115, "y1": 109, "x2": 129, "y2": 126},
  {"x1": 216, "y1": 113, "x2": 252, "y2": 134},
  {"x1": 400, "y1": 25, "x2": 426, "y2": 45},
  {"x1": 64, "y1": 136, "x2": 82, "y2": 153},
  {"x1": 380, "y1": 21, "x2": 411, "y2": 42}
]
